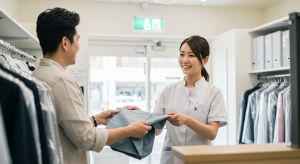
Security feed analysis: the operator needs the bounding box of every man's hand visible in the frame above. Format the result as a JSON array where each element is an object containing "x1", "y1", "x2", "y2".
[
  {"x1": 94, "y1": 110, "x2": 120, "y2": 126},
  {"x1": 124, "y1": 105, "x2": 142, "y2": 110},
  {"x1": 125, "y1": 121, "x2": 152, "y2": 139},
  {"x1": 167, "y1": 112, "x2": 189, "y2": 127}
]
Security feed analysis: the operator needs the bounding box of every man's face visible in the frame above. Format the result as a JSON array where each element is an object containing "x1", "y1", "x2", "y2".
[{"x1": 67, "y1": 27, "x2": 80, "y2": 65}]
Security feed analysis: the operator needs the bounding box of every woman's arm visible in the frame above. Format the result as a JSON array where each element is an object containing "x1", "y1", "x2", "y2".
[
  {"x1": 155, "y1": 126, "x2": 165, "y2": 136},
  {"x1": 167, "y1": 112, "x2": 220, "y2": 140}
]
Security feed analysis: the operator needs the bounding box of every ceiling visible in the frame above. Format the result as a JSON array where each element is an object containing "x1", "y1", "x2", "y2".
[{"x1": 55, "y1": 0, "x2": 283, "y2": 9}]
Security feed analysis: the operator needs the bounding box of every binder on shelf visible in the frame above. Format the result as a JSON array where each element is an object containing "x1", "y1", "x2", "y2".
[
  {"x1": 272, "y1": 31, "x2": 282, "y2": 68},
  {"x1": 257, "y1": 36, "x2": 265, "y2": 70},
  {"x1": 252, "y1": 38, "x2": 257, "y2": 70},
  {"x1": 265, "y1": 34, "x2": 273, "y2": 69},
  {"x1": 282, "y1": 30, "x2": 290, "y2": 67}
]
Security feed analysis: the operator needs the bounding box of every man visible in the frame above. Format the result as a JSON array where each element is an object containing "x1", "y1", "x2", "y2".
[{"x1": 33, "y1": 8, "x2": 152, "y2": 164}]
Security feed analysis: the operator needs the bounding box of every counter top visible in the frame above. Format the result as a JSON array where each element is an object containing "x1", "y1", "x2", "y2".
[{"x1": 172, "y1": 143, "x2": 300, "y2": 163}]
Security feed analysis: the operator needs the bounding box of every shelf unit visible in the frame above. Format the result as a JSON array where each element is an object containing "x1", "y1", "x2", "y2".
[
  {"x1": 0, "y1": 6, "x2": 41, "y2": 50},
  {"x1": 249, "y1": 16, "x2": 289, "y2": 35},
  {"x1": 249, "y1": 66, "x2": 290, "y2": 74},
  {"x1": 249, "y1": 15, "x2": 290, "y2": 75}
]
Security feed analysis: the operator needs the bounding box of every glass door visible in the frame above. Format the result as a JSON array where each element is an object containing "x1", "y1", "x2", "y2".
[
  {"x1": 89, "y1": 56, "x2": 147, "y2": 164},
  {"x1": 150, "y1": 57, "x2": 183, "y2": 164}
]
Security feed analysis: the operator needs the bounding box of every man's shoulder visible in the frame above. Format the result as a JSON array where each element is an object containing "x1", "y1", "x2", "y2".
[{"x1": 32, "y1": 66, "x2": 74, "y2": 87}]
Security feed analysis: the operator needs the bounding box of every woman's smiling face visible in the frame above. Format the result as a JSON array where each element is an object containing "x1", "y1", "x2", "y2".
[{"x1": 178, "y1": 43, "x2": 202, "y2": 76}]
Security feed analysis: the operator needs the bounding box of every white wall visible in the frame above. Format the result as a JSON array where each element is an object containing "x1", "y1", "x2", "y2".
[
  {"x1": 211, "y1": 29, "x2": 236, "y2": 145},
  {"x1": 264, "y1": 0, "x2": 300, "y2": 23},
  {"x1": 0, "y1": 0, "x2": 19, "y2": 21},
  {"x1": 18, "y1": 0, "x2": 265, "y2": 69},
  {"x1": 211, "y1": 29, "x2": 259, "y2": 145},
  {"x1": 17, "y1": 0, "x2": 265, "y2": 109}
]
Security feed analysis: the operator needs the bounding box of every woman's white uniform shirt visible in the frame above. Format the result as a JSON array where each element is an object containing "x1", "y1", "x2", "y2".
[{"x1": 154, "y1": 77, "x2": 227, "y2": 164}]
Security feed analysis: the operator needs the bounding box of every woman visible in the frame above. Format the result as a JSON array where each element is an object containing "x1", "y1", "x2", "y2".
[{"x1": 125, "y1": 35, "x2": 227, "y2": 164}]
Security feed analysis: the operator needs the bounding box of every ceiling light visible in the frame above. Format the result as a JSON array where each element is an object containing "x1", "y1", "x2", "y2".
[
  {"x1": 201, "y1": 0, "x2": 207, "y2": 2},
  {"x1": 155, "y1": 0, "x2": 177, "y2": 5}
]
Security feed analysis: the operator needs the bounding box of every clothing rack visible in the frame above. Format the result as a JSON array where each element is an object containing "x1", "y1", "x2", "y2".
[
  {"x1": 257, "y1": 74, "x2": 290, "y2": 80},
  {"x1": 0, "y1": 39, "x2": 36, "y2": 63}
]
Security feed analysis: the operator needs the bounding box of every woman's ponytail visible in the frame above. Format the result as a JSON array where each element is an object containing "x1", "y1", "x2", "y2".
[{"x1": 201, "y1": 66, "x2": 210, "y2": 82}]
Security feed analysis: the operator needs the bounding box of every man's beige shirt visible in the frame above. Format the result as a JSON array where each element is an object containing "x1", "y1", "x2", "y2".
[{"x1": 32, "y1": 58, "x2": 108, "y2": 164}]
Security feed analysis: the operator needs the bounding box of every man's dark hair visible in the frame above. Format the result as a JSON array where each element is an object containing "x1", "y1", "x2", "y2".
[{"x1": 36, "y1": 8, "x2": 80, "y2": 55}]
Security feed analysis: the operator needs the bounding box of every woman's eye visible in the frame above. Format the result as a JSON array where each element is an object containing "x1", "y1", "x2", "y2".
[
  {"x1": 189, "y1": 55, "x2": 195, "y2": 57},
  {"x1": 180, "y1": 54, "x2": 184, "y2": 56}
]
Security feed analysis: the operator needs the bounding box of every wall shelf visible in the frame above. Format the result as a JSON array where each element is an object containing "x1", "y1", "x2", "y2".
[
  {"x1": 249, "y1": 66, "x2": 290, "y2": 74},
  {"x1": 249, "y1": 16, "x2": 289, "y2": 35},
  {"x1": 0, "y1": 6, "x2": 41, "y2": 50}
]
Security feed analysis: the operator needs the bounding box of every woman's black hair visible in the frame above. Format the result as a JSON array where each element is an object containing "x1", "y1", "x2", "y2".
[{"x1": 180, "y1": 35, "x2": 210, "y2": 82}]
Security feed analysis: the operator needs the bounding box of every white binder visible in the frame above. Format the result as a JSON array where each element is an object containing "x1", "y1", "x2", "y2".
[
  {"x1": 282, "y1": 30, "x2": 290, "y2": 67},
  {"x1": 264, "y1": 34, "x2": 273, "y2": 69},
  {"x1": 252, "y1": 38, "x2": 257, "y2": 70},
  {"x1": 272, "y1": 31, "x2": 282, "y2": 68},
  {"x1": 257, "y1": 36, "x2": 265, "y2": 70}
]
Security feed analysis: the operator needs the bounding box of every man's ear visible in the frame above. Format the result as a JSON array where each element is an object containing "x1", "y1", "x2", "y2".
[{"x1": 61, "y1": 37, "x2": 68, "y2": 51}]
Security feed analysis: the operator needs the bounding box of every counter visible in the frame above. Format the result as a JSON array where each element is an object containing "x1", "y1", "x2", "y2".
[{"x1": 172, "y1": 143, "x2": 300, "y2": 164}]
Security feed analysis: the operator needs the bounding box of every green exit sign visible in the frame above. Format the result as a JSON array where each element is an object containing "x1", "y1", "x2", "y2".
[{"x1": 134, "y1": 18, "x2": 163, "y2": 31}]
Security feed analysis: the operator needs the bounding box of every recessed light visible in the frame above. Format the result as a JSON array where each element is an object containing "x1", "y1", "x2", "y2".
[{"x1": 155, "y1": 0, "x2": 177, "y2": 5}]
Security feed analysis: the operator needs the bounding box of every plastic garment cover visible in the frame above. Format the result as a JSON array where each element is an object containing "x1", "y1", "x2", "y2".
[
  {"x1": 283, "y1": 89, "x2": 291, "y2": 142},
  {"x1": 273, "y1": 87, "x2": 290, "y2": 143},
  {"x1": 256, "y1": 83, "x2": 280, "y2": 144},
  {"x1": 0, "y1": 105, "x2": 12, "y2": 164},
  {"x1": 266, "y1": 83, "x2": 290, "y2": 143},
  {"x1": 106, "y1": 108, "x2": 171, "y2": 159},
  {"x1": 35, "y1": 79, "x2": 63, "y2": 164},
  {"x1": 242, "y1": 83, "x2": 270, "y2": 144}
]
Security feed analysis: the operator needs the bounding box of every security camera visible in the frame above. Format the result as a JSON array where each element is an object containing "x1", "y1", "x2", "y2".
[
  {"x1": 142, "y1": 2, "x2": 148, "y2": 10},
  {"x1": 156, "y1": 42, "x2": 161, "y2": 46}
]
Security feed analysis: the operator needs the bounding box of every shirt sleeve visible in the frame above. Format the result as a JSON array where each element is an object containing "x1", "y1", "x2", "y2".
[
  {"x1": 208, "y1": 90, "x2": 228, "y2": 127},
  {"x1": 52, "y1": 78, "x2": 108, "y2": 152},
  {"x1": 153, "y1": 90, "x2": 165, "y2": 115}
]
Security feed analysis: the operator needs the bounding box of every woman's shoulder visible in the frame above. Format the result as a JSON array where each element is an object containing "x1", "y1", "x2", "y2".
[
  {"x1": 202, "y1": 81, "x2": 223, "y2": 94},
  {"x1": 162, "y1": 80, "x2": 184, "y2": 93}
]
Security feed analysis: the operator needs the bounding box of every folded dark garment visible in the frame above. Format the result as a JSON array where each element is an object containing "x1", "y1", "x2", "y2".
[{"x1": 106, "y1": 108, "x2": 171, "y2": 160}]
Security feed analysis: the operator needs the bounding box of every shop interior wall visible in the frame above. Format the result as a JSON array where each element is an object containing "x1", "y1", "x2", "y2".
[
  {"x1": 0, "y1": 0, "x2": 19, "y2": 21},
  {"x1": 264, "y1": 0, "x2": 300, "y2": 23},
  {"x1": 2, "y1": 0, "x2": 298, "y2": 145},
  {"x1": 211, "y1": 30, "x2": 236, "y2": 145},
  {"x1": 15, "y1": 0, "x2": 266, "y2": 112}
]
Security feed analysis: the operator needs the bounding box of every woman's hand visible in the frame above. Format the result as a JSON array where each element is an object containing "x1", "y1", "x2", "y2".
[
  {"x1": 167, "y1": 112, "x2": 189, "y2": 127},
  {"x1": 124, "y1": 105, "x2": 142, "y2": 110}
]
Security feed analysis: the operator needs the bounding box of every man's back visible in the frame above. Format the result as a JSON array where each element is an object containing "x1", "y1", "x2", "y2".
[{"x1": 32, "y1": 58, "x2": 108, "y2": 164}]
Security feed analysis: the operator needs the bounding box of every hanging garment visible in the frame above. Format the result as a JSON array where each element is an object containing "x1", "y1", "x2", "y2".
[
  {"x1": 0, "y1": 74, "x2": 41, "y2": 164},
  {"x1": 273, "y1": 87, "x2": 290, "y2": 143},
  {"x1": 36, "y1": 81, "x2": 63, "y2": 164},
  {"x1": 154, "y1": 77, "x2": 227, "y2": 164},
  {"x1": 106, "y1": 108, "x2": 170, "y2": 159},
  {"x1": 32, "y1": 58, "x2": 108, "y2": 164},
  {"x1": 238, "y1": 83, "x2": 262, "y2": 144},
  {"x1": 0, "y1": 55, "x2": 63, "y2": 164},
  {"x1": 0, "y1": 104, "x2": 12, "y2": 164},
  {"x1": 283, "y1": 89, "x2": 291, "y2": 143},
  {"x1": 0, "y1": 64, "x2": 52, "y2": 164},
  {"x1": 266, "y1": 82, "x2": 290, "y2": 143},
  {"x1": 256, "y1": 83, "x2": 280, "y2": 144},
  {"x1": 241, "y1": 83, "x2": 270, "y2": 144}
]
